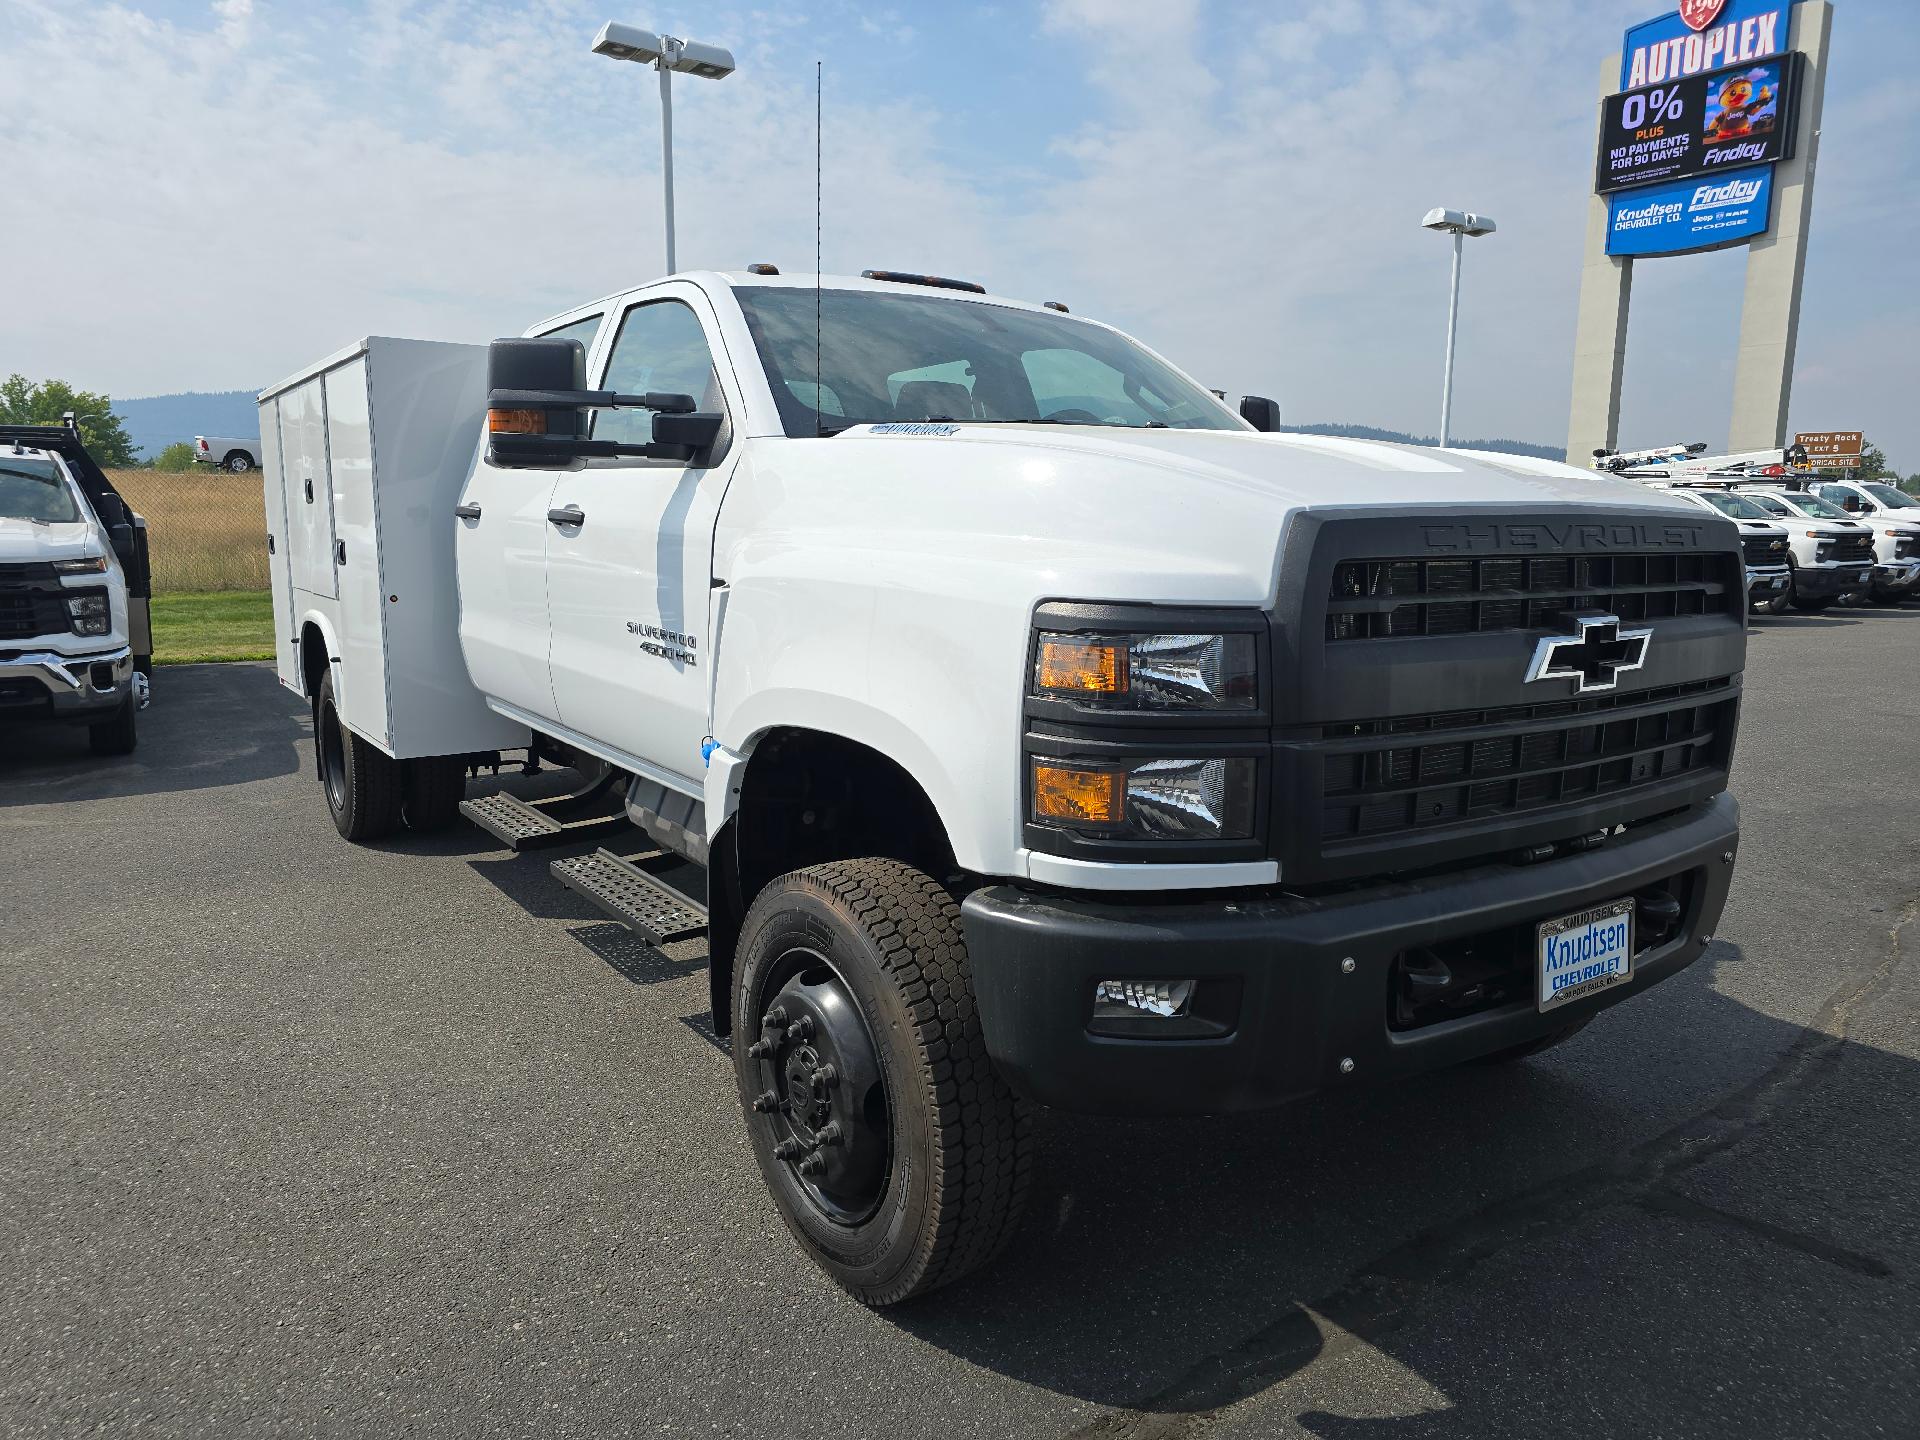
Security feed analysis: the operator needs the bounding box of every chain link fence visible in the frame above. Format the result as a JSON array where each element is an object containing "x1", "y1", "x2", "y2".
[{"x1": 106, "y1": 468, "x2": 270, "y2": 592}]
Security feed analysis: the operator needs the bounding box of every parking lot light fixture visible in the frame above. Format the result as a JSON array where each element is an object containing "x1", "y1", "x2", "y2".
[
  {"x1": 592, "y1": 20, "x2": 737, "y2": 276},
  {"x1": 1420, "y1": 207, "x2": 1497, "y2": 449}
]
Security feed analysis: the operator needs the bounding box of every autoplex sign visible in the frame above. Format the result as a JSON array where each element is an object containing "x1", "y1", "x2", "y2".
[
  {"x1": 1621, "y1": 0, "x2": 1797, "y2": 90},
  {"x1": 1607, "y1": 167, "x2": 1773, "y2": 256},
  {"x1": 1595, "y1": 54, "x2": 1799, "y2": 194}
]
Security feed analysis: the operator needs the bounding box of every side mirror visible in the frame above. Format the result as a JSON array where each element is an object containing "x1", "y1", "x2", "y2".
[
  {"x1": 1841, "y1": 496, "x2": 1862, "y2": 511},
  {"x1": 1240, "y1": 395, "x2": 1282, "y2": 432},
  {"x1": 107, "y1": 522, "x2": 136, "y2": 567},
  {"x1": 484, "y1": 337, "x2": 720, "y2": 468}
]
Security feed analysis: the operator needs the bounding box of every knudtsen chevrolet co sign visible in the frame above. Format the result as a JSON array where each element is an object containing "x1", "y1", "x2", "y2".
[{"x1": 1607, "y1": 169, "x2": 1774, "y2": 256}]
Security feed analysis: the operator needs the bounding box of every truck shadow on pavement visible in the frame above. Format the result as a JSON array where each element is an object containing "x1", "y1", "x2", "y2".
[
  {"x1": 0, "y1": 661, "x2": 303, "y2": 802},
  {"x1": 888, "y1": 936, "x2": 1918, "y2": 1437}
]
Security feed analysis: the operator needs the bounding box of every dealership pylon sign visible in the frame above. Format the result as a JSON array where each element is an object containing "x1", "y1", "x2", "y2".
[{"x1": 1567, "y1": 0, "x2": 1832, "y2": 464}]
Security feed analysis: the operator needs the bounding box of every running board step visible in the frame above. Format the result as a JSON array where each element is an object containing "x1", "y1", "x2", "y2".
[
  {"x1": 551, "y1": 848, "x2": 709, "y2": 946},
  {"x1": 459, "y1": 790, "x2": 627, "y2": 852}
]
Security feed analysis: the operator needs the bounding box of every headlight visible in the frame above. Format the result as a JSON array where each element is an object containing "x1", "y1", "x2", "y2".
[
  {"x1": 1032, "y1": 630, "x2": 1257, "y2": 712},
  {"x1": 54, "y1": 555, "x2": 109, "y2": 575},
  {"x1": 66, "y1": 594, "x2": 109, "y2": 618},
  {"x1": 66, "y1": 590, "x2": 110, "y2": 636},
  {"x1": 1031, "y1": 756, "x2": 1258, "y2": 840}
]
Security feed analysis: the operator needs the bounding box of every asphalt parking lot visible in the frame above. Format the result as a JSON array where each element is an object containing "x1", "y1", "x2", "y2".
[{"x1": 3, "y1": 605, "x2": 1918, "y2": 1438}]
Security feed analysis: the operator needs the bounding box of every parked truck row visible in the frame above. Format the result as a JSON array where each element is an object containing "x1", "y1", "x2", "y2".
[{"x1": 251, "y1": 268, "x2": 1753, "y2": 1303}]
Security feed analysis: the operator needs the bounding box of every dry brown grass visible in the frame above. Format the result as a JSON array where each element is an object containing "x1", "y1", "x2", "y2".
[{"x1": 107, "y1": 467, "x2": 269, "y2": 592}]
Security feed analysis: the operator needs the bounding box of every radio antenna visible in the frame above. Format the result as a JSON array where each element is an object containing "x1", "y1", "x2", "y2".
[{"x1": 814, "y1": 59, "x2": 823, "y2": 438}]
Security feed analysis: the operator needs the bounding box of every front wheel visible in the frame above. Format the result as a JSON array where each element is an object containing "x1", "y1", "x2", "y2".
[
  {"x1": 88, "y1": 691, "x2": 137, "y2": 755},
  {"x1": 733, "y1": 859, "x2": 1033, "y2": 1307}
]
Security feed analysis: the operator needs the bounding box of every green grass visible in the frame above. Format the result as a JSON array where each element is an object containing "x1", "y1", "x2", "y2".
[{"x1": 151, "y1": 589, "x2": 276, "y2": 665}]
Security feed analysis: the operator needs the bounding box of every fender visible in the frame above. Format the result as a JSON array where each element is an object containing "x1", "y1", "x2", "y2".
[{"x1": 295, "y1": 608, "x2": 345, "y2": 704}]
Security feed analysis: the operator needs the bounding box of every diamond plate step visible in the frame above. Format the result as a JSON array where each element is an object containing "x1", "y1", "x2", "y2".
[
  {"x1": 458, "y1": 790, "x2": 626, "y2": 852},
  {"x1": 552, "y1": 848, "x2": 709, "y2": 946}
]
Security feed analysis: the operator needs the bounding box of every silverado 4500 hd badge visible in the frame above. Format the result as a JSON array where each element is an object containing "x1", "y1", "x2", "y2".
[{"x1": 627, "y1": 620, "x2": 698, "y2": 666}]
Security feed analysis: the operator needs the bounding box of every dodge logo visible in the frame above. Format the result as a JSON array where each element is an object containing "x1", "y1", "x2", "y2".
[
  {"x1": 1679, "y1": 0, "x2": 1728, "y2": 32},
  {"x1": 1526, "y1": 614, "x2": 1652, "y2": 695}
]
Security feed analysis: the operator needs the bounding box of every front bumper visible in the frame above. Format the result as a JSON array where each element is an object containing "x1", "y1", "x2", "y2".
[
  {"x1": 1793, "y1": 563, "x2": 1872, "y2": 600},
  {"x1": 1871, "y1": 560, "x2": 1920, "y2": 594},
  {"x1": 0, "y1": 645, "x2": 135, "y2": 720},
  {"x1": 961, "y1": 793, "x2": 1738, "y2": 1116},
  {"x1": 1745, "y1": 566, "x2": 1790, "y2": 605}
]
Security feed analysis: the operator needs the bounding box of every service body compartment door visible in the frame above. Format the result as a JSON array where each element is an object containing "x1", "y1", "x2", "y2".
[
  {"x1": 322, "y1": 359, "x2": 390, "y2": 746},
  {"x1": 282, "y1": 378, "x2": 339, "y2": 599},
  {"x1": 257, "y1": 396, "x2": 299, "y2": 688}
]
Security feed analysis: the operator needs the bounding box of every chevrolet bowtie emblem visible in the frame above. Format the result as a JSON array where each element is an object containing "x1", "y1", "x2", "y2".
[{"x1": 1526, "y1": 613, "x2": 1652, "y2": 694}]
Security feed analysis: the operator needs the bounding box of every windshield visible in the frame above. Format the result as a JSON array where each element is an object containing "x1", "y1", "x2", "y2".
[
  {"x1": 0, "y1": 459, "x2": 82, "y2": 523},
  {"x1": 1778, "y1": 491, "x2": 1849, "y2": 519},
  {"x1": 1740, "y1": 492, "x2": 1792, "y2": 516},
  {"x1": 1688, "y1": 490, "x2": 1771, "y2": 520},
  {"x1": 1863, "y1": 482, "x2": 1919, "y2": 510},
  {"x1": 733, "y1": 286, "x2": 1242, "y2": 437}
]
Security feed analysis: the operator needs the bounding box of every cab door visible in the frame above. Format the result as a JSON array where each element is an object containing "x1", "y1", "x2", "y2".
[
  {"x1": 454, "y1": 314, "x2": 605, "y2": 725},
  {"x1": 543, "y1": 290, "x2": 738, "y2": 784}
]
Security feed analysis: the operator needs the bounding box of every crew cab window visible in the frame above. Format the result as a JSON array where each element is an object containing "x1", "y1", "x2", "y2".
[
  {"x1": 1862, "y1": 482, "x2": 1920, "y2": 510},
  {"x1": 1815, "y1": 484, "x2": 1863, "y2": 510},
  {"x1": 1741, "y1": 493, "x2": 1792, "y2": 517},
  {"x1": 0, "y1": 458, "x2": 82, "y2": 523},
  {"x1": 595, "y1": 300, "x2": 720, "y2": 448},
  {"x1": 539, "y1": 314, "x2": 603, "y2": 355}
]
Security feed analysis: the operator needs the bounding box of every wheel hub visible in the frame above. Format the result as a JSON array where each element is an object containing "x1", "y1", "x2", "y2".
[{"x1": 749, "y1": 957, "x2": 888, "y2": 1224}]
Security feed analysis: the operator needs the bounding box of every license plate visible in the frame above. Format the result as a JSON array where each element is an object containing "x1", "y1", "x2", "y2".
[{"x1": 1537, "y1": 898, "x2": 1635, "y2": 1013}]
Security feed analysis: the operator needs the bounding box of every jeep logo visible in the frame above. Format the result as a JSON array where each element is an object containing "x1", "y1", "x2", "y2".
[{"x1": 1420, "y1": 521, "x2": 1706, "y2": 553}]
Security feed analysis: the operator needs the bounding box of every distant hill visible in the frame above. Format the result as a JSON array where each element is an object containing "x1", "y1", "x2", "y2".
[
  {"x1": 1284, "y1": 422, "x2": 1566, "y2": 462},
  {"x1": 114, "y1": 390, "x2": 258, "y2": 460}
]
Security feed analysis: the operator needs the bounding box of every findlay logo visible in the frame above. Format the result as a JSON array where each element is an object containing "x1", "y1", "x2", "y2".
[
  {"x1": 1692, "y1": 176, "x2": 1763, "y2": 209},
  {"x1": 1679, "y1": 0, "x2": 1729, "y2": 33},
  {"x1": 1704, "y1": 139, "x2": 1769, "y2": 167}
]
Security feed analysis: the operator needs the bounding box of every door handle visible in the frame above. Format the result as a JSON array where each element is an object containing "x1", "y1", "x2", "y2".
[
  {"x1": 303, "y1": 477, "x2": 314, "y2": 503},
  {"x1": 334, "y1": 539, "x2": 346, "y2": 566},
  {"x1": 453, "y1": 502, "x2": 482, "y2": 521},
  {"x1": 547, "y1": 505, "x2": 586, "y2": 527},
  {"x1": 267, "y1": 534, "x2": 276, "y2": 554}
]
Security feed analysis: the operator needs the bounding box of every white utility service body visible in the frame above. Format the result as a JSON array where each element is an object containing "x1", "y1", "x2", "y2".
[
  {"x1": 269, "y1": 270, "x2": 1747, "y2": 1305},
  {"x1": 257, "y1": 337, "x2": 527, "y2": 760}
]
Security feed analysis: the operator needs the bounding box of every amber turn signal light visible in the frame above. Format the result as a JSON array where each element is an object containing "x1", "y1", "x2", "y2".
[
  {"x1": 1036, "y1": 639, "x2": 1127, "y2": 695},
  {"x1": 1032, "y1": 763, "x2": 1123, "y2": 826},
  {"x1": 488, "y1": 407, "x2": 547, "y2": 435}
]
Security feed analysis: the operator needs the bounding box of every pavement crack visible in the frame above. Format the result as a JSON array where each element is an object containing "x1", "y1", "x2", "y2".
[
  {"x1": 1633, "y1": 1189, "x2": 1893, "y2": 1278},
  {"x1": 1060, "y1": 898, "x2": 1920, "y2": 1440}
]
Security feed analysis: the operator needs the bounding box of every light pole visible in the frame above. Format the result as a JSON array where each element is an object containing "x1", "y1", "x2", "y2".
[
  {"x1": 1419, "y1": 207, "x2": 1496, "y2": 448},
  {"x1": 592, "y1": 21, "x2": 736, "y2": 276}
]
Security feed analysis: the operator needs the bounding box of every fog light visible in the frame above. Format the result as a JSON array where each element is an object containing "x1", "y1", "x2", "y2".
[{"x1": 1093, "y1": 978, "x2": 1195, "y2": 1020}]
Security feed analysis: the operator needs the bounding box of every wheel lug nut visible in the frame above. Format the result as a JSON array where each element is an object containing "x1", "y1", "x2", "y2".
[
  {"x1": 773, "y1": 1138, "x2": 804, "y2": 1160},
  {"x1": 762, "y1": 1006, "x2": 788, "y2": 1030},
  {"x1": 798, "y1": 1155, "x2": 826, "y2": 1176},
  {"x1": 746, "y1": 1037, "x2": 776, "y2": 1059},
  {"x1": 815, "y1": 1121, "x2": 843, "y2": 1146},
  {"x1": 750, "y1": 1090, "x2": 778, "y2": 1113},
  {"x1": 786, "y1": 1017, "x2": 815, "y2": 1042},
  {"x1": 811, "y1": 1064, "x2": 838, "y2": 1088}
]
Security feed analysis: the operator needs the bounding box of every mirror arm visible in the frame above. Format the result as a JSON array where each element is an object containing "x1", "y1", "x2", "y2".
[{"x1": 488, "y1": 387, "x2": 697, "y2": 413}]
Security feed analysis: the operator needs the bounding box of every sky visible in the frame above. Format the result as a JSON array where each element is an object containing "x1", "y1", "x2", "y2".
[{"x1": 2, "y1": 0, "x2": 1915, "y2": 471}]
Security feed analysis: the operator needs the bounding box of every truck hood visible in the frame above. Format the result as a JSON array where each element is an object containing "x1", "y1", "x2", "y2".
[
  {"x1": 0, "y1": 516, "x2": 100, "y2": 562},
  {"x1": 760, "y1": 426, "x2": 1719, "y2": 606}
]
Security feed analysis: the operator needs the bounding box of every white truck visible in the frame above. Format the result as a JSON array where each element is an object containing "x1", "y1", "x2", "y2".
[
  {"x1": 0, "y1": 423, "x2": 151, "y2": 753},
  {"x1": 1636, "y1": 485, "x2": 1797, "y2": 612},
  {"x1": 260, "y1": 269, "x2": 1744, "y2": 1304},
  {"x1": 1800, "y1": 478, "x2": 1920, "y2": 602},
  {"x1": 194, "y1": 435, "x2": 262, "y2": 473},
  {"x1": 1732, "y1": 486, "x2": 1903, "y2": 605}
]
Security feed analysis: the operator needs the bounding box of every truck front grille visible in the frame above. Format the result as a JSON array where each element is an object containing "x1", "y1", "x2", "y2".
[
  {"x1": 0, "y1": 589, "x2": 69, "y2": 641},
  {"x1": 1325, "y1": 553, "x2": 1735, "y2": 642},
  {"x1": 1320, "y1": 683, "x2": 1737, "y2": 845},
  {"x1": 1816, "y1": 534, "x2": 1875, "y2": 564},
  {"x1": 1741, "y1": 535, "x2": 1789, "y2": 567}
]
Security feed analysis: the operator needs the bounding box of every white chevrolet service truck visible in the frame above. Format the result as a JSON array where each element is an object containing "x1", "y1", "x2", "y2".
[{"x1": 261, "y1": 270, "x2": 1745, "y2": 1304}]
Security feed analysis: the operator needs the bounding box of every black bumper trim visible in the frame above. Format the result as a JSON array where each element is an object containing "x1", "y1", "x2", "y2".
[{"x1": 961, "y1": 793, "x2": 1738, "y2": 1116}]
